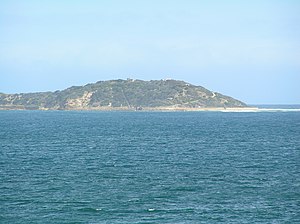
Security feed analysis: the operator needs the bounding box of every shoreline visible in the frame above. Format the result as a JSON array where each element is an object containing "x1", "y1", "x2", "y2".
[
  {"x1": 0, "y1": 105, "x2": 256, "y2": 112},
  {"x1": 1, "y1": 106, "x2": 299, "y2": 112}
]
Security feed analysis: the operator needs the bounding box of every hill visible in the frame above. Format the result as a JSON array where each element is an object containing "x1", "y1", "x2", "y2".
[{"x1": 0, "y1": 79, "x2": 247, "y2": 110}]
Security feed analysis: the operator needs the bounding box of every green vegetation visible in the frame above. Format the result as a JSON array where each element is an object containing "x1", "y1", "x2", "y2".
[{"x1": 0, "y1": 79, "x2": 247, "y2": 110}]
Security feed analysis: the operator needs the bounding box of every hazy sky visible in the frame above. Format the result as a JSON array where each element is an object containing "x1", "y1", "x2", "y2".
[{"x1": 0, "y1": 0, "x2": 299, "y2": 104}]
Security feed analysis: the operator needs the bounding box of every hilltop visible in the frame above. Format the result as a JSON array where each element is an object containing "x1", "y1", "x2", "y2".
[{"x1": 0, "y1": 79, "x2": 247, "y2": 110}]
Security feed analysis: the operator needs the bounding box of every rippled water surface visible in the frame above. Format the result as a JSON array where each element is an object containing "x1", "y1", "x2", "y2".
[{"x1": 1, "y1": 111, "x2": 299, "y2": 223}]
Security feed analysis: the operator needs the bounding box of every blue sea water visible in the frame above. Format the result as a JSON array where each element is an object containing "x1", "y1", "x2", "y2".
[{"x1": 1, "y1": 111, "x2": 299, "y2": 223}]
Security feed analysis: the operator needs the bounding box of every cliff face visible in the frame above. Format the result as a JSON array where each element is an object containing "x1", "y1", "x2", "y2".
[{"x1": 0, "y1": 79, "x2": 247, "y2": 110}]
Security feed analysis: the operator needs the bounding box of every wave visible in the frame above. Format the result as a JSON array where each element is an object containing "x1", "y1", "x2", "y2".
[
  {"x1": 221, "y1": 108, "x2": 300, "y2": 112},
  {"x1": 257, "y1": 108, "x2": 300, "y2": 112}
]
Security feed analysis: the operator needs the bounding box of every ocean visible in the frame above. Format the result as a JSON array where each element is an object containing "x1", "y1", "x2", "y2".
[{"x1": 1, "y1": 110, "x2": 299, "y2": 223}]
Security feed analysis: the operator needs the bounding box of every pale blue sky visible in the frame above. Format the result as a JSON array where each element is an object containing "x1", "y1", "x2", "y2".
[{"x1": 0, "y1": 0, "x2": 299, "y2": 104}]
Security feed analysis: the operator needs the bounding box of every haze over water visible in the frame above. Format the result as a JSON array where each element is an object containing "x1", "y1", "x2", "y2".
[{"x1": 1, "y1": 111, "x2": 299, "y2": 223}]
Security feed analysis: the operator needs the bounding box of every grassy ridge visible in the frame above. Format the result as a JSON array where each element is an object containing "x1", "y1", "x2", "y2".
[{"x1": 0, "y1": 79, "x2": 247, "y2": 110}]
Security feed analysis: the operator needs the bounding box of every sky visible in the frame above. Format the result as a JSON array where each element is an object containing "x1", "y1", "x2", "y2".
[{"x1": 0, "y1": 0, "x2": 299, "y2": 104}]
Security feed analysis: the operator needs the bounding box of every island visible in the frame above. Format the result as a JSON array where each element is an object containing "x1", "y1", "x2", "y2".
[{"x1": 0, "y1": 79, "x2": 255, "y2": 111}]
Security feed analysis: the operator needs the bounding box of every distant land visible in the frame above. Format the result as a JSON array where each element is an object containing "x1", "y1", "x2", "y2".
[{"x1": 0, "y1": 79, "x2": 249, "y2": 111}]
